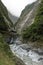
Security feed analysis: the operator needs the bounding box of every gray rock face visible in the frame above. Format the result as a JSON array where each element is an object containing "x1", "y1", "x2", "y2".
[{"x1": 15, "y1": 0, "x2": 40, "y2": 34}]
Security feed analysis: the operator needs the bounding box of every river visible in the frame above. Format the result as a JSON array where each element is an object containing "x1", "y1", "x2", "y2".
[{"x1": 9, "y1": 37, "x2": 43, "y2": 65}]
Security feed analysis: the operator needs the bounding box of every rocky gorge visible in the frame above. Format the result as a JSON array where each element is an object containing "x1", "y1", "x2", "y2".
[{"x1": 0, "y1": 0, "x2": 43, "y2": 65}]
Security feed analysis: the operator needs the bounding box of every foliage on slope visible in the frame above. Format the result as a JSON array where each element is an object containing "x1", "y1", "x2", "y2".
[
  {"x1": 22, "y1": 0, "x2": 43, "y2": 42},
  {"x1": 0, "y1": 13, "x2": 8, "y2": 31},
  {"x1": 0, "y1": 1, "x2": 25, "y2": 65},
  {"x1": 0, "y1": 34, "x2": 16, "y2": 65},
  {"x1": 0, "y1": 33, "x2": 25, "y2": 65},
  {"x1": 0, "y1": 0, "x2": 13, "y2": 31}
]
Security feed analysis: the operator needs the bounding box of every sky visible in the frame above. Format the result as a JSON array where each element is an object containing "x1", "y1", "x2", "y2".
[{"x1": 1, "y1": 0, "x2": 36, "y2": 17}]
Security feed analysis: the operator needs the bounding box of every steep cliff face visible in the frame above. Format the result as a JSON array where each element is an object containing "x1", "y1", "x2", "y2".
[
  {"x1": 22, "y1": 0, "x2": 43, "y2": 42},
  {"x1": 0, "y1": 0, "x2": 14, "y2": 31},
  {"x1": 15, "y1": 0, "x2": 40, "y2": 33}
]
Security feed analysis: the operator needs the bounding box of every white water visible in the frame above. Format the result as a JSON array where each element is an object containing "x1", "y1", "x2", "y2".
[{"x1": 10, "y1": 38, "x2": 43, "y2": 65}]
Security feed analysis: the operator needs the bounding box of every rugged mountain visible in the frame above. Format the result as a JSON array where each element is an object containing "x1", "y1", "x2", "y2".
[
  {"x1": 15, "y1": 0, "x2": 40, "y2": 33},
  {"x1": 8, "y1": 12, "x2": 18, "y2": 24},
  {"x1": 22, "y1": 0, "x2": 43, "y2": 42},
  {"x1": 0, "y1": 0, "x2": 43, "y2": 65},
  {"x1": 0, "y1": 0, "x2": 15, "y2": 65},
  {"x1": 0, "y1": 0, "x2": 25, "y2": 65},
  {"x1": 0, "y1": 0, "x2": 14, "y2": 31}
]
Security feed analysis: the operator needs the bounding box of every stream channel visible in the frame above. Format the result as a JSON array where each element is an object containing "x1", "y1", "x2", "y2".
[{"x1": 9, "y1": 37, "x2": 43, "y2": 65}]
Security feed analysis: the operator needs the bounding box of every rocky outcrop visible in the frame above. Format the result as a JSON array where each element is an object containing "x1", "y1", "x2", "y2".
[{"x1": 15, "y1": 0, "x2": 40, "y2": 34}]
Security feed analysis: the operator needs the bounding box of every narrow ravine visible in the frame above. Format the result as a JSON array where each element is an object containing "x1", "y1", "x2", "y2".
[{"x1": 9, "y1": 37, "x2": 43, "y2": 65}]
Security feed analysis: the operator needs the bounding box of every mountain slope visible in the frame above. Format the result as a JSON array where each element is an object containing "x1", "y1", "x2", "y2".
[
  {"x1": 0, "y1": 0, "x2": 14, "y2": 31},
  {"x1": 15, "y1": 0, "x2": 40, "y2": 33},
  {"x1": 8, "y1": 12, "x2": 18, "y2": 24},
  {"x1": 22, "y1": 0, "x2": 43, "y2": 42},
  {"x1": 0, "y1": 1, "x2": 25, "y2": 65},
  {"x1": 0, "y1": 34, "x2": 16, "y2": 65},
  {"x1": 0, "y1": 1, "x2": 15, "y2": 65}
]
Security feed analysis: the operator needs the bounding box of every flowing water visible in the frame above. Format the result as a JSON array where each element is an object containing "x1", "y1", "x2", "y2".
[{"x1": 10, "y1": 37, "x2": 43, "y2": 65}]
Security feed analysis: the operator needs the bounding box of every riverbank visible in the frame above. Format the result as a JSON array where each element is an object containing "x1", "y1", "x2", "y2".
[{"x1": 0, "y1": 33, "x2": 25, "y2": 65}]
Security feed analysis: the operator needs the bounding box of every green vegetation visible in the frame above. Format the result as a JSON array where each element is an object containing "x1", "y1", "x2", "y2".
[
  {"x1": 0, "y1": 13, "x2": 8, "y2": 31},
  {"x1": 0, "y1": 1, "x2": 25, "y2": 65},
  {"x1": 0, "y1": 0, "x2": 13, "y2": 29},
  {"x1": 0, "y1": 1, "x2": 15, "y2": 65},
  {"x1": 0, "y1": 33, "x2": 25, "y2": 65},
  {"x1": 0, "y1": 34, "x2": 16, "y2": 65},
  {"x1": 22, "y1": 0, "x2": 43, "y2": 42}
]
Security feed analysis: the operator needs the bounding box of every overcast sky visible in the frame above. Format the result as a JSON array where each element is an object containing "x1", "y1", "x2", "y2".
[{"x1": 1, "y1": 0, "x2": 36, "y2": 17}]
